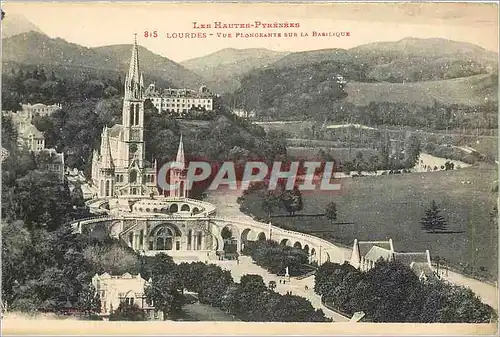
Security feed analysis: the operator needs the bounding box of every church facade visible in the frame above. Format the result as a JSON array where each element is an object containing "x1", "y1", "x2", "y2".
[{"x1": 92, "y1": 37, "x2": 164, "y2": 198}]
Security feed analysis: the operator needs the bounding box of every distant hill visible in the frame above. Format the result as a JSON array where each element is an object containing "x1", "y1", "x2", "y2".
[
  {"x1": 181, "y1": 48, "x2": 288, "y2": 93},
  {"x1": 2, "y1": 31, "x2": 205, "y2": 89},
  {"x1": 230, "y1": 37, "x2": 498, "y2": 120},
  {"x1": 1, "y1": 13, "x2": 45, "y2": 39},
  {"x1": 271, "y1": 38, "x2": 497, "y2": 83}
]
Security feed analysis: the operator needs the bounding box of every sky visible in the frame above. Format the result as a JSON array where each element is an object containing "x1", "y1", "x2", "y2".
[{"x1": 2, "y1": 1, "x2": 499, "y2": 62}]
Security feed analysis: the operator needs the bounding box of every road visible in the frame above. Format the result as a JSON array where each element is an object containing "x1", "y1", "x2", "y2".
[
  {"x1": 214, "y1": 257, "x2": 350, "y2": 322},
  {"x1": 206, "y1": 190, "x2": 350, "y2": 321}
]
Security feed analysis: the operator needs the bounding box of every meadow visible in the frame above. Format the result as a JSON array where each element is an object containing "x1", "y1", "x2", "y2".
[
  {"x1": 344, "y1": 74, "x2": 497, "y2": 107},
  {"x1": 241, "y1": 166, "x2": 498, "y2": 281}
]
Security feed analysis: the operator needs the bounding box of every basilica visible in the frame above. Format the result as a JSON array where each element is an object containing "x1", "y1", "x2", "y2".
[
  {"x1": 88, "y1": 37, "x2": 223, "y2": 259},
  {"x1": 91, "y1": 36, "x2": 186, "y2": 199}
]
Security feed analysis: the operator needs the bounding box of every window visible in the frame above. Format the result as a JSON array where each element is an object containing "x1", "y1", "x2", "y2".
[
  {"x1": 126, "y1": 297, "x2": 134, "y2": 305},
  {"x1": 130, "y1": 170, "x2": 137, "y2": 183}
]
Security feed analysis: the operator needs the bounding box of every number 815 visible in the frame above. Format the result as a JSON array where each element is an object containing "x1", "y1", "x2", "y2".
[{"x1": 144, "y1": 31, "x2": 158, "y2": 38}]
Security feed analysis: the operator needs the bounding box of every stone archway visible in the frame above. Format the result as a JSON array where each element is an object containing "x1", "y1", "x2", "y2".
[
  {"x1": 240, "y1": 228, "x2": 252, "y2": 251},
  {"x1": 170, "y1": 204, "x2": 178, "y2": 213},
  {"x1": 149, "y1": 223, "x2": 182, "y2": 251},
  {"x1": 221, "y1": 224, "x2": 239, "y2": 254},
  {"x1": 280, "y1": 238, "x2": 290, "y2": 246},
  {"x1": 303, "y1": 244, "x2": 310, "y2": 255},
  {"x1": 310, "y1": 248, "x2": 317, "y2": 262},
  {"x1": 293, "y1": 241, "x2": 302, "y2": 249},
  {"x1": 181, "y1": 204, "x2": 190, "y2": 212},
  {"x1": 257, "y1": 232, "x2": 266, "y2": 241}
]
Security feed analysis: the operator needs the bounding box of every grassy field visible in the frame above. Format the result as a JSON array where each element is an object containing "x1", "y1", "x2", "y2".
[
  {"x1": 241, "y1": 166, "x2": 498, "y2": 281},
  {"x1": 345, "y1": 74, "x2": 497, "y2": 107}
]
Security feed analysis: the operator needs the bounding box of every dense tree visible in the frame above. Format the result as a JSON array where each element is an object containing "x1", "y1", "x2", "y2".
[
  {"x1": 1, "y1": 115, "x2": 18, "y2": 152},
  {"x1": 404, "y1": 134, "x2": 421, "y2": 168},
  {"x1": 243, "y1": 240, "x2": 309, "y2": 276},
  {"x1": 314, "y1": 260, "x2": 496, "y2": 323},
  {"x1": 1, "y1": 220, "x2": 32, "y2": 306},
  {"x1": 324, "y1": 202, "x2": 338, "y2": 222},
  {"x1": 76, "y1": 284, "x2": 101, "y2": 318},
  {"x1": 421, "y1": 200, "x2": 448, "y2": 233},
  {"x1": 198, "y1": 265, "x2": 233, "y2": 307},
  {"x1": 176, "y1": 262, "x2": 206, "y2": 293},
  {"x1": 109, "y1": 302, "x2": 147, "y2": 321},
  {"x1": 281, "y1": 187, "x2": 303, "y2": 216},
  {"x1": 261, "y1": 191, "x2": 281, "y2": 218},
  {"x1": 4, "y1": 170, "x2": 73, "y2": 230},
  {"x1": 144, "y1": 254, "x2": 184, "y2": 320}
]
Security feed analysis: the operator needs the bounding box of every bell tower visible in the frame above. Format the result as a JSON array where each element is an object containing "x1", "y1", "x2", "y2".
[
  {"x1": 122, "y1": 34, "x2": 145, "y2": 169},
  {"x1": 168, "y1": 135, "x2": 189, "y2": 198}
]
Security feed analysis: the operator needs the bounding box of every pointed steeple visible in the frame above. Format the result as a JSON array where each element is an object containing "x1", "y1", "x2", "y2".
[
  {"x1": 175, "y1": 134, "x2": 185, "y2": 169},
  {"x1": 125, "y1": 34, "x2": 142, "y2": 100},
  {"x1": 100, "y1": 127, "x2": 114, "y2": 169}
]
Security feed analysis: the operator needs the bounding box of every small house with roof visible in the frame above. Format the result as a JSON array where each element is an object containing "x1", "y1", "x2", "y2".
[
  {"x1": 18, "y1": 123, "x2": 45, "y2": 152},
  {"x1": 349, "y1": 239, "x2": 436, "y2": 281}
]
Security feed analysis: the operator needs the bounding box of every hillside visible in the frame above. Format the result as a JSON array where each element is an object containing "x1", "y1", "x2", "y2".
[
  {"x1": 2, "y1": 31, "x2": 204, "y2": 89},
  {"x1": 181, "y1": 48, "x2": 288, "y2": 93},
  {"x1": 230, "y1": 38, "x2": 498, "y2": 122},
  {"x1": 271, "y1": 38, "x2": 498, "y2": 83},
  {"x1": 1, "y1": 13, "x2": 45, "y2": 39},
  {"x1": 345, "y1": 74, "x2": 498, "y2": 107}
]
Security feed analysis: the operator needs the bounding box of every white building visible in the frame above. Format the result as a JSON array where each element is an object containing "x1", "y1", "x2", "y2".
[
  {"x1": 21, "y1": 103, "x2": 62, "y2": 117},
  {"x1": 334, "y1": 74, "x2": 347, "y2": 85},
  {"x1": 145, "y1": 84, "x2": 214, "y2": 115},
  {"x1": 18, "y1": 123, "x2": 45, "y2": 152},
  {"x1": 233, "y1": 108, "x2": 256, "y2": 119},
  {"x1": 91, "y1": 272, "x2": 162, "y2": 320}
]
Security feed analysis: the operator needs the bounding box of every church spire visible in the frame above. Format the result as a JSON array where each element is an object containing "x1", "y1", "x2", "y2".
[
  {"x1": 175, "y1": 134, "x2": 185, "y2": 169},
  {"x1": 100, "y1": 127, "x2": 114, "y2": 169},
  {"x1": 125, "y1": 34, "x2": 142, "y2": 100}
]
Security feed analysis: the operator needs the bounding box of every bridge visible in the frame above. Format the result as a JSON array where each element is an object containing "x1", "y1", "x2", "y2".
[{"x1": 68, "y1": 212, "x2": 347, "y2": 265}]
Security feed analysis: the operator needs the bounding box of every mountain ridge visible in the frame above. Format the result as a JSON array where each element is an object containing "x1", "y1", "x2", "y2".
[
  {"x1": 1, "y1": 13, "x2": 45, "y2": 38},
  {"x1": 181, "y1": 48, "x2": 289, "y2": 93},
  {"x1": 2, "y1": 31, "x2": 206, "y2": 90}
]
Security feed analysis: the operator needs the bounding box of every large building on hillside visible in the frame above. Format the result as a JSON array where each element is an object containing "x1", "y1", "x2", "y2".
[
  {"x1": 144, "y1": 84, "x2": 214, "y2": 115},
  {"x1": 21, "y1": 103, "x2": 62, "y2": 118},
  {"x1": 91, "y1": 37, "x2": 189, "y2": 199}
]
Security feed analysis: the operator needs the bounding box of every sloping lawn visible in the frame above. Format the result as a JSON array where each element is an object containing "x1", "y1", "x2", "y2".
[{"x1": 241, "y1": 166, "x2": 498, "y2": 281}]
